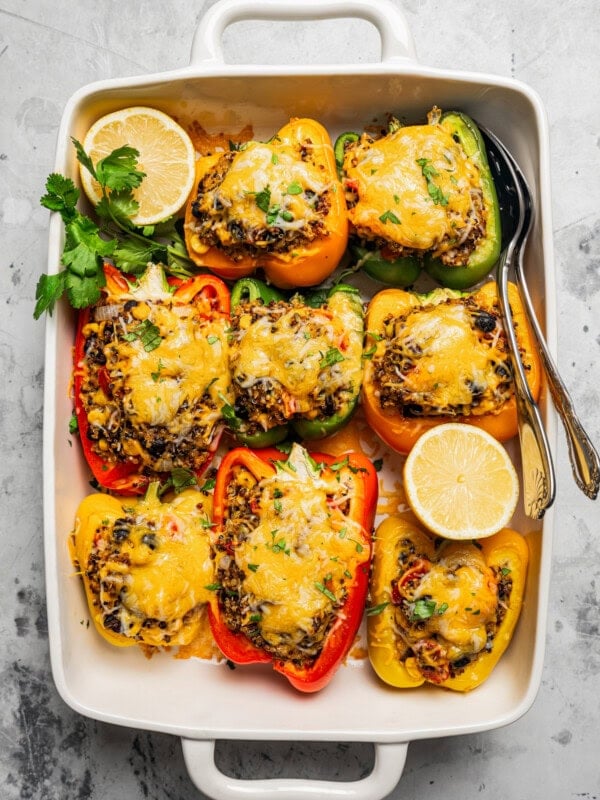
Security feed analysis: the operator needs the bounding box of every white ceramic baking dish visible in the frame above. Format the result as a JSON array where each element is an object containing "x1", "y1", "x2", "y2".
[{"x1": 43, "y1": 1, "x2": 558, "y2": 797}]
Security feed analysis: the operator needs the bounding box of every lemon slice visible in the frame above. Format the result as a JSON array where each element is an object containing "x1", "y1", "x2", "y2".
[
  {"x1": 404, "y1": 423, "x2": 519, "y2": 540},
  {"x1": 80, "y1": 106, "x2": 196, "y2": 226}
]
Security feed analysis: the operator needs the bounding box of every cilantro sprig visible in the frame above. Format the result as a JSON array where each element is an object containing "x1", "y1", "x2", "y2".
[{"x1": 35, "y1": 139, "x2": 196, "y2": 319}]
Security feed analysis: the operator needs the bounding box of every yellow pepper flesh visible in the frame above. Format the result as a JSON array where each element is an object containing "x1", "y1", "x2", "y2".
[
  {"x1": 368, "y1": 514, "x2": 529, "y2": 691},
  {"x1": 70, "y1": 485, "x2": 215, "y2": 649}
]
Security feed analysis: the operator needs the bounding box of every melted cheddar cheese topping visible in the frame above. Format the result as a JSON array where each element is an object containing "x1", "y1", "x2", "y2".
[
  {"x1": 344, "y1": 124, "x2": 483, "y2": 254},
  {"x1": 72, "y1": 487, "x2": 215, "y2": 649},
  {"x1": 230, "y1": 291, "x2": 363, "y2": 423},
  {"x1": 375, "y1": 296, "x2": 511, "y2": 417},
  {"x1": 80, "y1": 264, "x2": 232, "y2": 473},
  {"x1": 111, "y1": 306, "x2": 229, "y2": 428},
  {"x1": 190, "y1": 137, "x2": 333, "y2": 255},
  {"x1": 411, "y1": 543, "x2": 498, "y2": 659},
  {"x1": 217, "y1": 444, "x2": 366, "y2": 660}
]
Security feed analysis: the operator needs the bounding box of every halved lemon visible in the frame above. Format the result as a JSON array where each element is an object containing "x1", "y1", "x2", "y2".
[
  {"x1": 403, "y1": 423, "x2": 519, "y2": 540},
  {"x1": 80, "y1": 106, "x2": 196, "y2": 226}
]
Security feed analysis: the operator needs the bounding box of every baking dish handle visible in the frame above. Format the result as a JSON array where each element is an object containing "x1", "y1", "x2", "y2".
[
  {"x1": 190, "y1": 0, "x2": 417, "y2": 66},
  {"x1": 182, "y1": 739, "x2": 408, "y2": 800}
]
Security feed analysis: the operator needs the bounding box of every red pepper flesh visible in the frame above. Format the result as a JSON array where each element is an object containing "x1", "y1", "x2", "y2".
[
  {"x1": 73, "y1": 262, "x2": 231, "y2": 494},
  {"x1": 209, "y1": 446, "x2": 378, "y2": 692}
]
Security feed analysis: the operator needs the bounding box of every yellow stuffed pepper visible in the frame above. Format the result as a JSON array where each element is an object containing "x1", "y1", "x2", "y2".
[
  {"x1": 368, "y1": 514, "x2": 529, "y2": 691},
  {"x1": 184, "y1": 118, "x2": 348, "y2": 288},
  {"x1": 70, "y1": 483, "x2": 215, "y2": 649}
]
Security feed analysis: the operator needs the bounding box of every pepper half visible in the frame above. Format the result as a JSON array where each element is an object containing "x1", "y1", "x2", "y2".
[
  {"x1": 208, "y1": 443, "x2": 377, "y2": 692},
  {"x1": 337, "y1": 109, "x2": 501, "y2": 289},
  {"x1": 73, "y1": 262, "x2": 232, "y2": 494},
  {"x1": 227, "y1": 278, "x2": 365, "y2": 447},
  {"x1": 71, "y1": 482, "x2": 215, "y2": 649},
  {"x1": 424, "y1": 111, "x2": 502, "y2": 288},
  {"x1": 362, "y1": 281, "x2": 541, "y2": 453},
  {"x1": 367, "y1": 514, "x2": 528, "y2": 691},
  {"x1": 184, "y1": 118, "x2": 348, "y2": 289}
]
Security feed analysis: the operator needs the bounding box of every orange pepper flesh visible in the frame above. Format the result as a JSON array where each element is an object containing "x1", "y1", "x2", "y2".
[
  {"x1": 362, "y1": 281, "x2": 541, "y2": 454},
  {"x1": 184, "y1": 118, "x2": 348, "y2": 289}
]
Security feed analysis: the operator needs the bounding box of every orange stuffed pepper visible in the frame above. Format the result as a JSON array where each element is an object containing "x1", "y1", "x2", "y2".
[
  {"x1": 184, "y1": 118, "x2": 348, "y2": 289},
  {"x1": 362, "y1": 281, "x2": 541, "y2": 453}
]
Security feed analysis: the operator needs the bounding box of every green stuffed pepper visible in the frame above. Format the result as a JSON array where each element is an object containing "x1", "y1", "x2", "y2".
[
  {"x1": 336, "y1": 108, "x2": 501, "y2": 289},
  {"x1": 226, "y1": 278, "x2": 365, "y2": 447}
]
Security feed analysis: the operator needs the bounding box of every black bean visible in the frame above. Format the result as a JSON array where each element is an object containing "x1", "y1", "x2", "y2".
[
  {"x1": 473, "y1": 312, "x2": 497, "y2": 333},
  {"x1": 141, "y1": 533, "x2": 157, "y2": 550},
  {"x1": 103, "y1": 613, "x2": 122, "y2": 633}
]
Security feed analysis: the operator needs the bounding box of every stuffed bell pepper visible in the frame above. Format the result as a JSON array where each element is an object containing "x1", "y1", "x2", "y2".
[
  {"x1": 336, "y1": 107, "x2": 501, "y2": 288},
  {"x1": 73, "y1": 261, "x2": 233, "y2": 493},
  {"x1": 207, "y1": 442, "x2": 377, "y2": 692},
  {"x1": 184, "y1": 118, "x2": 348, "y2": 289},
  {"x1": 225, "y1": 278, "x2": 365, "y2": 447},
  {"x1": 362, "y1": 281, "x2": 541, "y2": 453},
  {"x1": 367, "y1": 514, "x2": 528, "y2": 691},
  {"x1": 70, "y1": 482, "x2": 215, "y2": 649}
]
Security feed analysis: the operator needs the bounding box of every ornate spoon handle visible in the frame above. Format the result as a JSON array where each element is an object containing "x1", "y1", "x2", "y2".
[
  {"x1": 514, "y1": 274, "x2": 600, "y2": 499},
  {"x1": 497, "y1": 251, "x2": 556, "y2": 519}
]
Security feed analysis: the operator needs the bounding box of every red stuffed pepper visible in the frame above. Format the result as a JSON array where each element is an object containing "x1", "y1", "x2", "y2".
[
  {"x1": 208, "y1": 442, "x2": 377, "y2": 692},
  {"x1": 73, "y1": 261, "x2": 233, "y2": 494}
]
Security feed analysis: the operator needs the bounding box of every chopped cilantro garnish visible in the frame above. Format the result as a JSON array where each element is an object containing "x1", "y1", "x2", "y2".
[
  {"x1": 410, "y1": 598, "x2": 438, "y2": 620},
  {"x1": 123, "y1": 319, "x2": 161, "y2": 351},
  {"x1": 366, "y1": 602, "x2": 389, "y2": 616},
  {"x1": 416, "y1": 157, "x2": 449, "y2": 206},
  {"x1": 151, "y1": 359, "x2": 164, "y2": 382},
  {"x1": 378, "y1": 210, "x2": 401, "y2": 225},
  {"x1": 315, "y1": 582, "x2": 337, "y2": 603},
  {"x1": 254, "y1": 186, "x2": 271, "y2": 213},
  {"x1": 319, "y1": 347, "x2": 345, "y2": 369}
]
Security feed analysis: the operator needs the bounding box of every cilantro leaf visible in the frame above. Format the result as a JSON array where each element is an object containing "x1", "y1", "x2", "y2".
[
  {"x1": 379, "y1": 210, "x2": 401, "y2": 225},
  {"x1": 319, "y1": 347, "x2": 345, "y2": 369},
  {"x1": 61, "y1": 216, "x2": 115, "y2": 277},
  {"x1": 95, "y1": 145, "x2": 145, "y2": 191},
  {"x1": 169, "y1": 467, "x2": 197, "y2": 494},
  {"x1": 71, "y1": 138, "x2": 97, "y2": 179},
  {"x1": 219, "y1": 394, "x2": 241, "y2": 430},
  {"x1": 410, "y1": 598, "x2": 438, "y2": 620},
  {"x1": 315, "y1": 582, "x2": 337, "y2": 603},
  {"x1": 123, "y1": 319, "x2": 161, "y2": 351},
  {"x1": 112, "y1": 237, "x2": 167, "y2": 275},
  {"x1": 33, "y1": 272, "x2": 67, "y2": 319},
  {"x1": 366, "y1": 602, "x2": 389, "y2": 616},
  {"x1": 40, "y1": 174, "x2": 79, "y2": 221},
  {"x1": 96, "y1": 189, "x2": 139, "y2": 226},
  {"x1": 64, "y1": 270, "x2": 105, "y2": 309}
]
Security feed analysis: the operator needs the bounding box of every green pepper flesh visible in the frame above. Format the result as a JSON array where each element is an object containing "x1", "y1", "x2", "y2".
[
  {"x1": 423, "y1": 111, "x2": 502, "y2": 289},
  {"x1": 229, "y1": 280, "x2": 364, "y2": 446}
]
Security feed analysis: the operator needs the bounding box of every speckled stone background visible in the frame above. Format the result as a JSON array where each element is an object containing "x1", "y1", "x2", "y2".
[{"x1": 1, "y1": 1, "x2": 599, "y2": 798}]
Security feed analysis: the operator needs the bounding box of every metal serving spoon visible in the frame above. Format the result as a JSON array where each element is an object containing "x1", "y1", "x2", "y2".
[{"x1": 480, "y1": 123, "x2": 600, "y2": 504}]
